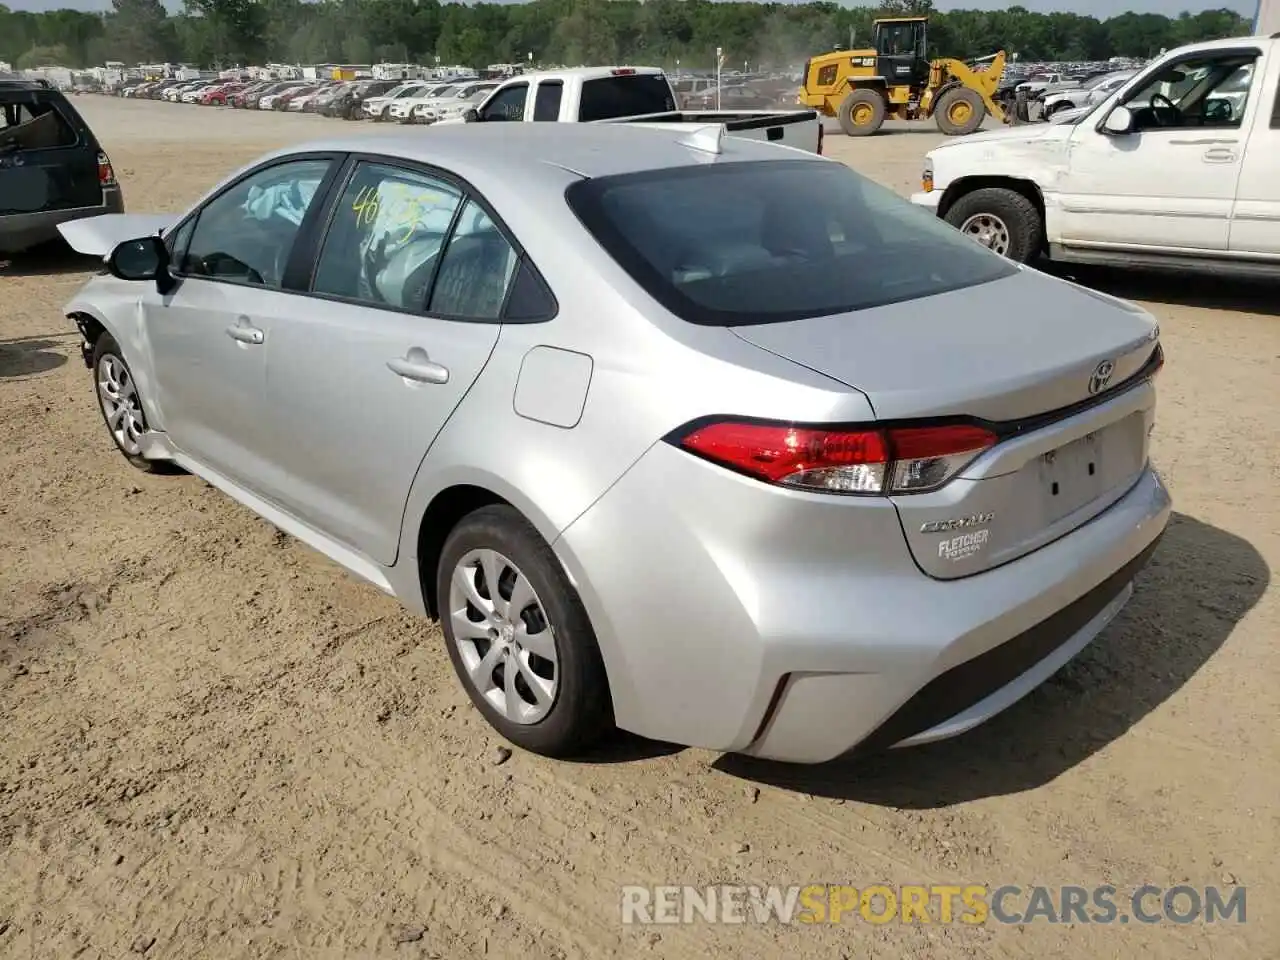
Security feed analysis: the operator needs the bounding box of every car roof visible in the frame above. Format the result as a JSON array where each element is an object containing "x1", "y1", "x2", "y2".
[
  {"x1": 0, "y1": 79, "x2": 56, "y2": 93},
  {"x1": 278, "y1": 122, "x2": 819, "y2": 182}
]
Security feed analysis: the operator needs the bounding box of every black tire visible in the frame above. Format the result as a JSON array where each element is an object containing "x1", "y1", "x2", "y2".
[
  {"x1": 934, "y1": 86, "x2": 986, "y2": 136},
  {"x1": 91, "y1": 333, "x2": 166, "y2": 472},
  {"x1": 837, "y1": 88, "x2": 886, "y2": 137},
  {"x1": 944, "y1": 187, "x2": 1043, "y2": 263},
  {"x1": 437, "y1": 504, "x2": 614, "y2": 758}
]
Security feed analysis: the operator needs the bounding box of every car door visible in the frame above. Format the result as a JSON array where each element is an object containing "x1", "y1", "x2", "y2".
[
  {"x1": 1228, "y1": 47, "x2": 1280, "y2": 255},
  {"x1": 258, "y1": 158, "x2": 511, "y2": 564},
  {"x1": 141, "y1": 155, "x2": 338, "y2": 487},
  {"x1": 1057, "y1": 48, "x2": 1260, "y2": 251}
]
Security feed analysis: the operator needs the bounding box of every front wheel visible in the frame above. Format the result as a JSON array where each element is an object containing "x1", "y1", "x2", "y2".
[
  {"x1": 92, "y1": 333, "x2": 165, "y2": 472},
  {"x1": 944, "y1": 187, "x2": 1043, "y2": 263},
  {"x1": 934, "y1": 87, "x2": 986, "y2": 136},
  {"x1": 437, "y1": 505, "x2": 614, "y2": 758}
]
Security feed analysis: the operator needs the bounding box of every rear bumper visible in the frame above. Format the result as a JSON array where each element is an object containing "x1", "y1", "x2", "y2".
[
  {"x1": 555, "y1": 440, "x2": 1171, "y2": 765},
  {"x1": 0, "y1": 188, "x2": 124, "y2": 254}
]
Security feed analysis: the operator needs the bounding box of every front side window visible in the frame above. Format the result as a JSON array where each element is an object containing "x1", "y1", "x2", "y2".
[
  {"x1": 479, "y1": 84, "x2": 527, "y2": 121},
  {"x1": 566, "y1": 158, "x2": 1015, "y2": 326},
  {"x1": 1121, "y1": 53, "x2": 1257, "y2": 131},
  {"x1": 313, "y1": 161, "x2": 464, "y2": 311},
  {"x1": 178, "y1": 158, "x2": 331, "y2": 287}
]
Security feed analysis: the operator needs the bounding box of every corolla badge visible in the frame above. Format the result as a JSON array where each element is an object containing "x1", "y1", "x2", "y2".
[
  {"x1": 920, "y1": 512, "x2": 994, "y2": 534},
  {"x1": 1088, "y1": 359, "x2": 1116, "y2": 395}
]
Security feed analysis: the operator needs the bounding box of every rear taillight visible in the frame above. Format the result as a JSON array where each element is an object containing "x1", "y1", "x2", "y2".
[
  {"x1": 671, "y1": 419, "x2": 997, "y2": 496},
  {"x1": 97, "y1": 152, "x2": 116, "y2": 187}
]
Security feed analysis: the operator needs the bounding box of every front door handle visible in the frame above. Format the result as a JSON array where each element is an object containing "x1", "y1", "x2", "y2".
[
  {"x1": 225, "y1": 318, "x2": 264, "y2": 345},
  {"x1": 1203, "y1": 147, "x2": 1237, "y2": 163},
  {"x1": 388, "y1": 347, "x2": 449, "y2": 384}
]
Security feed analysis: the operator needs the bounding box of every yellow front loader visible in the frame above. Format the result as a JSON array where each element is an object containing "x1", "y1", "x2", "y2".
[{"x1": 799, "y1": 17, "x2": 1010, "y2": 137}]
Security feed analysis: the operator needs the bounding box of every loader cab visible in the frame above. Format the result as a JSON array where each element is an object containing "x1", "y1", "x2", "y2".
[{"x1": 874, "y1": 17, "x2": 931, "y2": 91}]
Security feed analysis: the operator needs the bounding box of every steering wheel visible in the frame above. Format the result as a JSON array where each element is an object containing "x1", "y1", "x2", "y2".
[{"x1": 1149, "y1": 93, "x2": 1180, "y2": 126}]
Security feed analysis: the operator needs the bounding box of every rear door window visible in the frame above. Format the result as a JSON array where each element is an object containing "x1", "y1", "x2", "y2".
[
  {"x1": 532, "y1": 81, "x2": 563, "y2": 121},
  {"x1": 312, "y1": 161, "x2": 464, "y2": 311},
  {"x1": 0, "y1": 97, "x2": 78, "y2": 152},
  {"x1": 577, "y1": 75, "x2": 676, "y2": 121}
]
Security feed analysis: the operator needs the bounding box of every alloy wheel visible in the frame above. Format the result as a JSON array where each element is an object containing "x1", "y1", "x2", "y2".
[
  {"x1": 449, "y1": 549, "x2": 558, "y2": 724},
  {"x1": 97, "y1": 354, "x2": 145, "y2": 456}
]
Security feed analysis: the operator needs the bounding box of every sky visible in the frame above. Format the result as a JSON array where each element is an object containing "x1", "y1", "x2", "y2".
[{"x1": 1, "y1": 0, "x2": 1259, "y2": 16}]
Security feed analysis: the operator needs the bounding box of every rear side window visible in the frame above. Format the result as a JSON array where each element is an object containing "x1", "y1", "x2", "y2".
[
  {"x1": 578, "y1": 75, "x2": 676, "y2": 121},
  {"x1": 533, "y1": 81, "x2": 563, "y2": 121},
  {"x1": 0, "y1": 97, "x2": 78, "y2": 151},
  {"x1": 566, "y1": 159, "x2": 1017, "y2": 326}
]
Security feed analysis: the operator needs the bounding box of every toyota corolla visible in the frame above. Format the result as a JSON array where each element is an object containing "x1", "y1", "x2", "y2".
[{"x1": 56, "y1": 123, "x2": 1170, "y2": 764}]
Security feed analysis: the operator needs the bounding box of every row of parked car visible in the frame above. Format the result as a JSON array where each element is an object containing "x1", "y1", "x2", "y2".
[{"x1": 114, "y1": 75, "x2": 517, "y2": 125}]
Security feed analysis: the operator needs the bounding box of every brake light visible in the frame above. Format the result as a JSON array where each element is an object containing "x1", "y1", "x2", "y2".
[
  {"x1": 611, "y1": 68, "x2": 637, "y2": 76},
  {"x1": 97, "y1": 152, "x2": 116, "y2": 187},
  {"x1": 672, "y1": 419, "x2": 997, "y2": 495}
]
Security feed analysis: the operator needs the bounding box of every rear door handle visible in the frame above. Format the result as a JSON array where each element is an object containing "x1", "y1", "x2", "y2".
[
  {"x1": 388, "y1": 348, "x2": 449, "y2": 384},
  {"x1": 225, "y1": 318, "x2": 264, "y2": 345},
  {"x1": 1203, "y1": 147, "x2": 1237, "y2": 163}
]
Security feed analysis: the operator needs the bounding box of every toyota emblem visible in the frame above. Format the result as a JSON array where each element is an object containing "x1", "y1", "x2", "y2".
[{"x1": 1088, "y1": 359, "x2": 1115, "y2": 395}]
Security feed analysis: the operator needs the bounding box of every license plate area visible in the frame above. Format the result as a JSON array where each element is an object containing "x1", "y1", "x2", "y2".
[{"x1": 1040, "y1": 429, "x2": 1110, "y2": 522}]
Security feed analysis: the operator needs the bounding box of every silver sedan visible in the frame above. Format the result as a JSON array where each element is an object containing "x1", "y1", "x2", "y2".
[{"x1": 58, "y1": 123, "x2": 1171, "y2": 764}]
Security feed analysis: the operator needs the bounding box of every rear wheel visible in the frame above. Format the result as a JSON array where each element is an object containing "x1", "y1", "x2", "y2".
[
  {"x1": 837, "y1": 88, "x2": 886, "y2": 137},
  {"x1": 437, "y1": 505, "x2": 614, "y2": 758},
  {"x1": 934, "y1": 86, "x2": 986, "y2": 136},
  {"x1": 944, "y1": 187, "x2": 1042, "y2": 263}
]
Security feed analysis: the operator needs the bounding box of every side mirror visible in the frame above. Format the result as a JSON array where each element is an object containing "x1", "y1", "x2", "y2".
[
  {"x1": 1203, "y1": 97, "x2": 1232, "y2": 122},
  {"x1": 1101, "y1": 105, "x2": 1134, "y2": 135},
  {"x1": 462, "y1": 107, "x2": 479, "y2": 123},
  {"x1": 108, "y1": 234, "x2": 175, "y2": 293}
]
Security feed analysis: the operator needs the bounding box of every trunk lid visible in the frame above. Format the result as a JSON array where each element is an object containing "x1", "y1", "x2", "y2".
[
  {"x1": 0, "y1": 88, "x2": 102, "y2": 215},
  {"x1": 732, "y1": 268, "x2": 1161, "y2": 579}
]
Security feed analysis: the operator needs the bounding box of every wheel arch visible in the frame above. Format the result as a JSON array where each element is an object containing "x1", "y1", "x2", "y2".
[
  {"x1": 404, "y1": 476, "x2": 632, "y2": 729},
  {"x1": 938, "y1": 176, "x2": 1048, "y2": 252},
  {"x1": 67, "y1": 308, "x2": 107, "y2": 368},
  {"x1": 405, "y1": 472, "x2": 569, "y2": 621}
]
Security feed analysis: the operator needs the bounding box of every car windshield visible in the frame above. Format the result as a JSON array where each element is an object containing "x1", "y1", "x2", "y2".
[{"x1": 566, "y1": 158, "x2": 1016, "y2": 326}]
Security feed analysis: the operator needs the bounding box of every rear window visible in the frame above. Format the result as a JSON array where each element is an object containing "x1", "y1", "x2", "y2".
[
  {"x1": 0, "y1": 96, "x2": 78, "y2": 152},
  {"x1": 565, "y1": 159, "x2": 1017, "y2": 326},
  {"x1": 578, "y1": 75, "x2": 676, "y2": 121}
]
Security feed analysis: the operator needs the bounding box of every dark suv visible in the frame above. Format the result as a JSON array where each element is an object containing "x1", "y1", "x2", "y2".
[{"x1": 1, "y1": 80, "x2": 123, "y2": 254}]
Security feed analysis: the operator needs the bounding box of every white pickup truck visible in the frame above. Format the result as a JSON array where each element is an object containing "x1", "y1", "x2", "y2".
[
  {"x1": 912, "y1": 36, "x2": 1280, "y2": 278},
  {"x1": 437, "y1": 66, "x2": 823, "y2": 154}
]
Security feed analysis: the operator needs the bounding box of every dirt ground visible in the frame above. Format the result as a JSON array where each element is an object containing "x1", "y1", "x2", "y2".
[{"x1": 1, "y1": 98, "x2": 1277, "y2": 960}]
